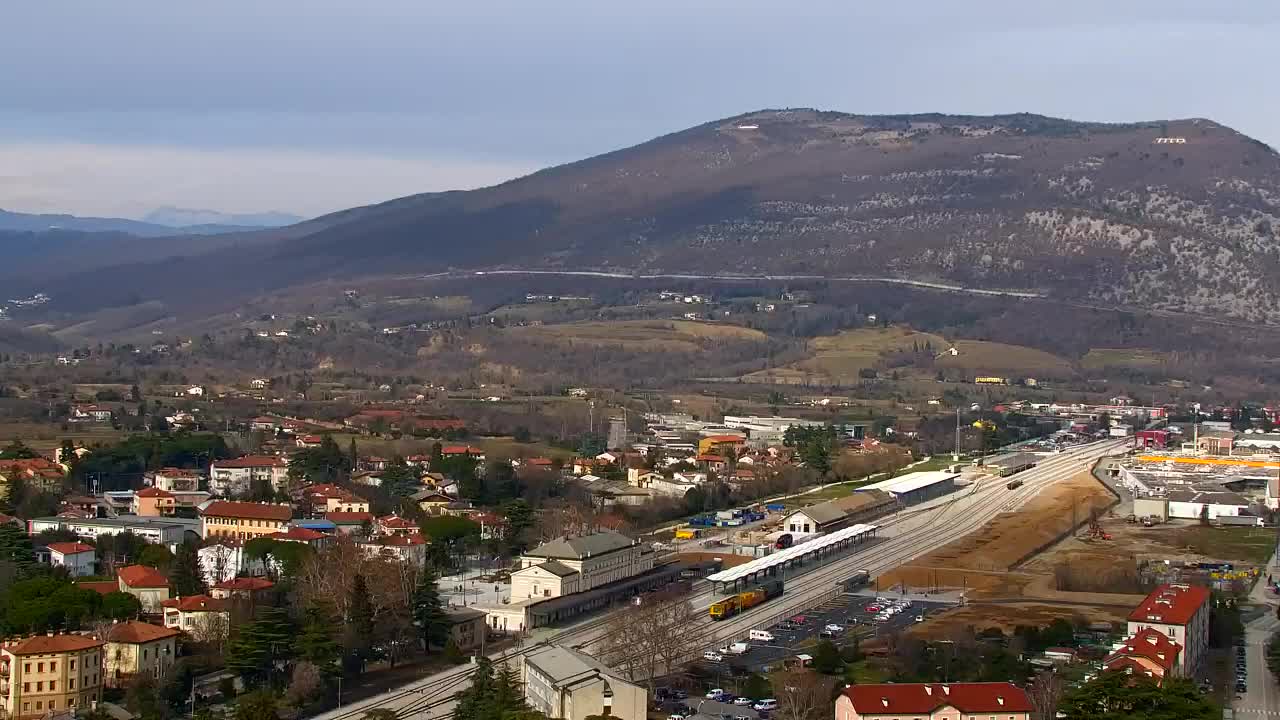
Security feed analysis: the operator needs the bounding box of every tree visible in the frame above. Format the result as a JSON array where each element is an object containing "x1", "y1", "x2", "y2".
[
  {"x1": 0, "y1": 523, "x2": 36, "y2": 577},
  {"x1": 346, "y1": 574, "x2": 376, "y2": 669},
  {"x1": 138, "y1": 544, "x2": 174, "y2": 572},
  {"x1": 741, "y1": 673, "x2": 771, "y2": 700},
  {"x1": 379, "y1": 458, "x2": 420, "y2": 500},
  {"x1": 285, "y1": 662, "x2": 325, "y2": 710},
  {"x1": 233, "y1": 691, "x2": 280, "y2": 720},
  {"x1": 125, "y1": 674, "x2": 167, "y2": 720},
  {"x1": 225, "y1": 607, "x2": 295, "y2": 684},
  {"x1": 811, "y1": 639, "x2": 843, "y2": 675},
  {"x1": 411, "y1": 567, "x2": 450, "y2": 652},
  {"x1": 0, "y1": 440, "x2": 38, "y2": 460},
  {"x1": 101, "y1": 591, "x2": 143, "y2": 620},
  {"x1": 1028, "y1": 671, "x2": 1065, "y2": 720},
  {"x1": 1059, "y1": 672, "x2": 1215, "y2": 719},
  {"x1": 169, "y1": 541, "x2": 207, "y2": 597},
  {"x1": 771, "y1": 669, "x2": 830, "y2": 720},
  {"x1": 454, "y1": 656, "x2": 497, "y2": 720},
  {"x1": 296, "y1": 602, "x2": 342, "y2": 678}
]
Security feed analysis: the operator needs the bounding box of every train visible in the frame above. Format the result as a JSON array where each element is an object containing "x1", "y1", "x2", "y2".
[
  {"x1": 1006, "y1": 479, "x2": 1024, "y2": 490},
  {"x1": 709, "y1": 579, "x2": 784, "y2": 620}
]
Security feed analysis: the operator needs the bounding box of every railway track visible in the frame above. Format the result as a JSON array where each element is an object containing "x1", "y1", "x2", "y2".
[{"x1": 311, "y1": 440, "x2": 1124, "y2": 720}]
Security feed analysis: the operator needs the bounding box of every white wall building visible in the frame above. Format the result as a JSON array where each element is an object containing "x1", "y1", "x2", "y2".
[
  {"x1": 209, "y1": 456, "x2": 289, "y2": 496},
  {"x1": 1166, "y1": 490, "x2": 1250, "y2": 520},
  {"x1": 47, "y1": 542, "x2": 96, "y2": 577},
  {"x1": 522, "y1": 645, "x2": 647, "y2": 720},
  {"x1": 1126, "y1": 583, "x2": 1211, "y2": 674},
  {"x1": 510, "y1": 531, "x2": 654, "y2": 602}
]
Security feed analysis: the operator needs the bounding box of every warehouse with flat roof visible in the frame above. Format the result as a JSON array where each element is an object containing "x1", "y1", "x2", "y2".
[{"x1": 856, "y1": 470, "x2": 959, "y2": 506}]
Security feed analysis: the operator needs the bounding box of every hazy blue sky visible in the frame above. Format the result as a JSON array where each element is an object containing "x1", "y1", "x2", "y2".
[{"x1": 3, "y1": 1, "x2": 1277, "y2": 219}]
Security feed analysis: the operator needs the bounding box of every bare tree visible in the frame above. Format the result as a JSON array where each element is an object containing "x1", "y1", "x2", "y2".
[
  {"x1": 1027, "y1": 670, "x2": 1065, "y2": 720},
  {"x1": 772, "y1": 669, "x2": 831, "y2": 720}
]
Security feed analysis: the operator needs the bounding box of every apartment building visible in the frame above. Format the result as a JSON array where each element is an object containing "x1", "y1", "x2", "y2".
[
  {"x1": 209, "y1": 456, "x2": 289, "y2": 496},
  {"x1": 104, "y1": 622, "x2": 180, "y2": 688},
  {"x1": 1126, "y1": 583, "x2": 1211, "y2": 674},
  {"x1": 510, "y1": 531, "x2": 654, "y2": 601},
  {"x1": 0, "y1": 635, "x2": 104, "y2": 720},
  {"x1": 199, "y1": 501, "x2": 292, "y2": 541},
  {"x1": 522, "y1": 645, "x2": 646, "y2": 720}
]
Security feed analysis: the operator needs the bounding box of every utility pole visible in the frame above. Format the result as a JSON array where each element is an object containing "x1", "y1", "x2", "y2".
[{"x1": 953, "y1": 408, "x2": 961, "y2": 461}]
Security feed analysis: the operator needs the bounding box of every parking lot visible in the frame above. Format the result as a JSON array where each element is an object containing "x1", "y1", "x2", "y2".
[{"x1": 695, "y1": 592, "x2": 953, "y2": 674}]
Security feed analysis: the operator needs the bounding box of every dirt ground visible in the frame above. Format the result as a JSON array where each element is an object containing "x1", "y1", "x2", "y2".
[{"x1": 909, "y1": 601, "x2": 1131, "y2": 640}]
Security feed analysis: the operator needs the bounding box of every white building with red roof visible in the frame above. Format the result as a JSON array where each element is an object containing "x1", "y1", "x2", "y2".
[
  {"x1": 359, "y1": 533, "x2": 428, "y2": 565},
  {"x1": 209, "y1": 455, "x2": 289, "y2": 496},
  {"x1": 1103, "y1": 627, "x2": 1182, "y2": 684},
  {"x1": 375, "y1": 515, "x2": 418, "y2": 536},
  {"x1": 835, "y1": 682, "x2": 1031, "y2": 720},
  {"x1": 116, "y1": 565, "x2": 171, "y2": 611},
  {"x1": 1126, "y1": 583, "x2": 1211, "y2": 673},
  {"x1": 47, "y1": 542, "x2": 96, "y2": 577}
]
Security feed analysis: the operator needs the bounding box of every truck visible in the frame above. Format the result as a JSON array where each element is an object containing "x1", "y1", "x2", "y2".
[
  {"x1": 675, "y1": 528, "x2": 702, "y2": 540},
  {"x1": 723, "y1": 642, "x2": 749, "y2": 655},
  {"x1": 1006, "y1": 479, "x2": 1024, "y2": 490}
]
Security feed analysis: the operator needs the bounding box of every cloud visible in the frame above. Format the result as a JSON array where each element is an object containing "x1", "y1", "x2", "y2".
[{"x1": 0, "y1": 142, "x2": 537, "y2": 219}]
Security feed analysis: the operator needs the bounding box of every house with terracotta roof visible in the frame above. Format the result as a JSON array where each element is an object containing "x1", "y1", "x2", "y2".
[
  {"x1": 440, "y1": 445, "x2": 484, "y2": 459},
  {"x1": 1103, "y1": 627, "x2": 1182, "y2": 684},
  {"x1": 210, "y1": 577, "x2": 274, "y2": 601},
  {"x1": 326, "y1": 511, "x2": 374, "y2": 534},
  {"x1": 359, "y1": 533, "x2": 428, "y2": 565},
  {"x1": 117, "y1": 565, "x2": 171, "y2": 611},
  {"x1": 0, "y1": 457, "x2": 65, "y2": 500},
  {"x1": 208, "y1": 455, "x2": 289, "y2": 496},
  {"x1": 144, "y1": 468, "x2": 202, "y2": 493},
  {"x1": 835, "y1": 682, "x2": 1032, "y2": 720},
  {"x1": 161, "y1": 595, "x2": 230, "y2": 642},
  {"x1": 413, "y1": 491, "x2": 455, "y2": 515},
  {"x1": 295, "y1": 435, "x2": 324, "y2": 448},
  {"x1": 200, "y1": 501, "x2": 291, "y2": 541},
  {"x1": 267, "y1": 526, "x2": 333, "y2": 551},
  {"x1": 47, "y1": 542, "x2": 96, "y2": 577},
  {"x1": 375, "y1": 515, "x2": 419, "y2": 536},
  {"x1": 1126, "y1": 583, "x2": 1211, "y2": 673},
  {"x1": 133, "y1": 487, "x2": 177, "y2": 517},
  {"x1": 0, "y1": 634, "x2": 104, "y2": 719},
  {"x1": 299, "y1": 484, "x2": 370, "y2": 515},
  {"x1": 104, "y1": 621, "x2": 180, "y2": 688}
]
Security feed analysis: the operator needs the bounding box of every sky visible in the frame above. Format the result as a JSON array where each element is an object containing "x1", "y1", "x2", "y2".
[{"x1": 3, "y1": 0, "x2": 1278, "y2": 220}]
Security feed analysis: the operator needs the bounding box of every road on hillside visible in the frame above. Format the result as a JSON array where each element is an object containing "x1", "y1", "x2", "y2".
[{"x1": 311, "y1": 440, "x2": 1127, "y2": 720}]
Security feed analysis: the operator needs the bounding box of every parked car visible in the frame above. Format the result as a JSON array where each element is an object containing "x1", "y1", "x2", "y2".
[
  {"x1": 753, "y1": 699, "x2": 778, "y2": 712},
  {"x1": 733, "y1": 698, "x2": 754, "y2": 706},
  {"x1": 703, "y1": 651, "x2": 725, "y2": 663},
  {"x1": 824, "y1": 624, "x2": 845, "y2": 632},
  {"x1": 706, "y1": 689, "x2": 727, "y2": 699}
]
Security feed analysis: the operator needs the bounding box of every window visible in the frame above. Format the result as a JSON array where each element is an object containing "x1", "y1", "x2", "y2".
[
  {"x1": 23, "y1": 683, "x2": 29, "y2": 692},
  {"x1": 37, "y1": 663, "x2": 43, "y2": 672},
  {"x1": 36, "y1": 702, "x2": 42, "y2": 710},
  {"x1": 49, "y1": 662, "x2": 55, "y2": 672},
  {"x1": 70, "y1": 679, "x2": 75, "y2": 690},
  {"x1": 22, "y1": 703, "x2": 29, "y2": 712},
  {"x1": 69, "y1": 698, "x2": 76, "y2": 707},
  {"x1": 50, "y1": 682, "x2": 55, "y2": 691},
  {"x1": 49, "y1": 701, "x2": 55, "y2": 710},
  {"x1": 70, "y1": 660, "x2": 75, "y2": 671},
  {"x1": 36, "y1": 681, "x2": 43, "y2": 691},
  {"x1": 24, "y1": 663, "x2": 30, "y2": 673}
]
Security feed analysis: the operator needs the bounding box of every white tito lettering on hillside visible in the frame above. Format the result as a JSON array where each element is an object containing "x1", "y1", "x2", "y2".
[{"x1": 1153, "y1": 137, "x2": 1187, "y2": 144}]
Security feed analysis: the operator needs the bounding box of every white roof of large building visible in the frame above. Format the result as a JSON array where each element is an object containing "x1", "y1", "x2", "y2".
[
  {"x1": 857, "y1": 470, "x2": 958, "y2": 495},
  {"x1": 705, "y1": 523, "x2": 877, "y2": 583}
]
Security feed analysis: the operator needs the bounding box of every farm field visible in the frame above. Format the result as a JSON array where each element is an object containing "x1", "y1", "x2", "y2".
[
  {"x1": 936, "y1": 339, "x2": 1074, "y2": 377},
  {"x1": 508, "y1": 319, "x2": 766, "y2": 351},
  {"x1": 1079, "y1": 347, "x2": 1167, "y2": 371}
]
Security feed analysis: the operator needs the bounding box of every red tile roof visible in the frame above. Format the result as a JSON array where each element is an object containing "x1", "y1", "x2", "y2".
[
  {"x1": 214, "y1": 455, "x2": 288, "y2": 469},
  {"x1": 4, "y1": 634, "x2": 103, "y2": 655},
  {"x1": 76, "y1": 580, "x2": 119, "y2": 595},
  {"x1": 1128, "y1": 583, "x2": 1211, "y2": 626},
  {"x1": 107, "y1": 620, "x2": 180, "y2": 644},
  {"x1": 377, "y1": 515, "x2": 417, "y2": 529},
  {"x1": 524, "y1": 457, "x2": 554, "y2": 466},
  {"x1": 47, "y1": 542, "x2": 95, "y2": 555},
  {"x1": 327, "y1": 511, "x2": 374, "y2": 523},
  {"x1": 375, "y1": 533, "x2": 427, "y2": 547},
  {"x1": 269, "y1": 527, "x2": 328, "y2": 542},
  {"x1": 118, "y1": 564, "x2": 170, "y2": 588},
  {"x1": 441, "y1": 445, "x2": 482, "y2": 455},
  {"x1": 841, "y1": 682, "x2": 1033, "y2": 715},
  {"x1": 136, "y1": 487, "x2": 175, "y2": 498},
  {"x1": 1105, "y1": 627, "x2": 1182, "y2": 674},
  {"x1": 202, "y1": 501, "x2": 291, "y2": 522},
  {"x1": 162, "y1": 595, "x2": 229, "y2": 613},
  {"x1": 213, "y1": 577, "x2": 275, "y2": 592},
  {"x1": 153, "y1": 467, "x2": 201, "y2": 477}
]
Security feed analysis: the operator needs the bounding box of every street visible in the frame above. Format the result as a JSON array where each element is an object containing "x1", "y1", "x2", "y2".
[{"x1": 1236, "y1": 550, "x2": 1280, "y2": 717}]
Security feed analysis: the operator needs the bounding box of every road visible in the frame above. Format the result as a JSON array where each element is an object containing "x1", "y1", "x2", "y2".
[
  {"x1": 1237, "y1": 549, "x2": 1280, "y2": 717},
  {"x1": 311, "y1": 440, "x2": 1126, "y2": 720}
]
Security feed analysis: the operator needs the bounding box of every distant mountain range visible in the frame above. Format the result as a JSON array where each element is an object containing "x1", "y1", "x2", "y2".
[
  {"x1": 10, "y1": 109, "x2": 1280, "y2": 327},
  {"x1": 0, "y1": 206, "x2": 302, "y2": 237}
]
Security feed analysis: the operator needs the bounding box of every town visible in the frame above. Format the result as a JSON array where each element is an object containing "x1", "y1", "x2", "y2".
[{"x1": 0, "y1": 372, "x2": 1276, "y2": 720}]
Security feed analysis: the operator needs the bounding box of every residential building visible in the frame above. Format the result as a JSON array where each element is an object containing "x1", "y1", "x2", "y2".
[
  {"x1": 375, "y1": 515, "x2": 419, "y2": 536},
  {"x1": 267, "y1": 526, "x2": 334, "y2": 551},
  {"x1": 28, "y1": 516, "x2": 198, "y2": 545},
  {"x1": 1103, "y1": 627, "x2": 1182, "y2": 683},
  {"x1": 835, "y1": 682, "x2": 1032, "y2": 720},
  {"x1": 197, "y1": 543, "x2": 266, "y2": 585},
  {"x1": 199, "y1": 501, "x2": 291, "y2": 541},
  {"x1": 210, "y1": 577, "x2": 274, "y2": 601},
  {"x1": 522, "y1": 645, "x2": 646, "y2": 720},
  {"x1": 299, "y1": 484, "x2": 370, "y2": 515},
  {"x1": 0, "y1": 634, "x2": 104, "y2": 720},
  {"x1": 133, "y1": 487, "x2": 177, "y2": 517},
  {"x1": 104, "y1": 621, "x2": 180, "y2": 688},
  {"x1": 326, "y1": 511, "x2": 373, "y2": 533},
  {"x1": 209, "y1": 456, "x2": 289, "y2": 496},
  {"x1": 144, "y1": 468, "x2": 202, "y2": 493},
  {"x1": 117, "y1": 565, "x2": 171, "y2": 612},
  {"x1": 47, "y1": 542, "x2": 96, "y2": 577},
  {"x1": 784, "y1": 491, "x2": 896, "y2": 536},
  {"x1": 360, "y1": 534, "x2": 428, "y2": 565},
  {"x1": 1127, "y1": 583, "x2": 1212, "y2": 674},
  {"x1": 70, "y1": 404, "x2": 113, "y2": 423},
  {"x1": 444, "y1": 608, "x2": 487, "y2": 652},
  {"x1": 510, "y1": 531, "x2": 654, "y2": 601},
  {"x1": 0, "y1": 458, "x2": 65, "y2": 500},
  {"x1": 161, "y1": 596, "x2": 230, "y2": 641}
]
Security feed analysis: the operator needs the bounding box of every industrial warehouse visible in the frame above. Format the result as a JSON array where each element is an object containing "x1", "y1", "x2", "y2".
[{"x1": 855, "y1": 470, "x2": 960, "y2": 505}]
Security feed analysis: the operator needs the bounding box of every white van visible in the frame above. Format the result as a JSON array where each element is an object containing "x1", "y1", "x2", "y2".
[{"x1": 749, "y1": 630, "x2": 774, "y2": 642}]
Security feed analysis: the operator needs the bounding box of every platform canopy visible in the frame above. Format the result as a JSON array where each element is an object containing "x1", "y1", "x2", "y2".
[{"x1": 704, "y1": 523, "x2": 877, "y2": 584}]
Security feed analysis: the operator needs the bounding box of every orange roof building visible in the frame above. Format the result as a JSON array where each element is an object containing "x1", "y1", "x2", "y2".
[
  {"x1": 1126, "y1": 583, "x2": 1211, "y2": 674},
  {"x1": 836, "y1": 682, "x2": 1032, "y2": 720}
]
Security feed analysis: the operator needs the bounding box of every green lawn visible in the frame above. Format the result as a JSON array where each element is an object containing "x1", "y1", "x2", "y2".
[{"x1": 1170, "y1": 526, "x2": 1277, "y2": 565}]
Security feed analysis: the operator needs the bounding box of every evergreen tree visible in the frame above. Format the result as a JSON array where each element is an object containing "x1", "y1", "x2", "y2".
[
  {"x1": 349, "y1": 438, "x2": 359, "y2": 470},
  {"x1": 411, "y1": 567, "x2": 450, "y2": 652},
  {"x1": 233, "y1": 691, "x2": 280, "y2": 720},
  {"x1": 493, "y1": 661, "x2": 527, "y2": 714},
  {"x1": 346, "y1": 574, "x2": 376, "y2": 669},
  {"x1": 225, "y1": 607, "x2": 295, "y2": 684},
  {"x1": 296, "y1": 602, "x2": 342, "y2": 678},
  {"x1": 169, "y1": 541, "x2": 207, "y2": 596},
  {"x1": 0, "y1": 523, "x2": 36, "y2": 577},
  {"x1": 453, "y1": 657, "x2": 497, "y2": 720}
]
